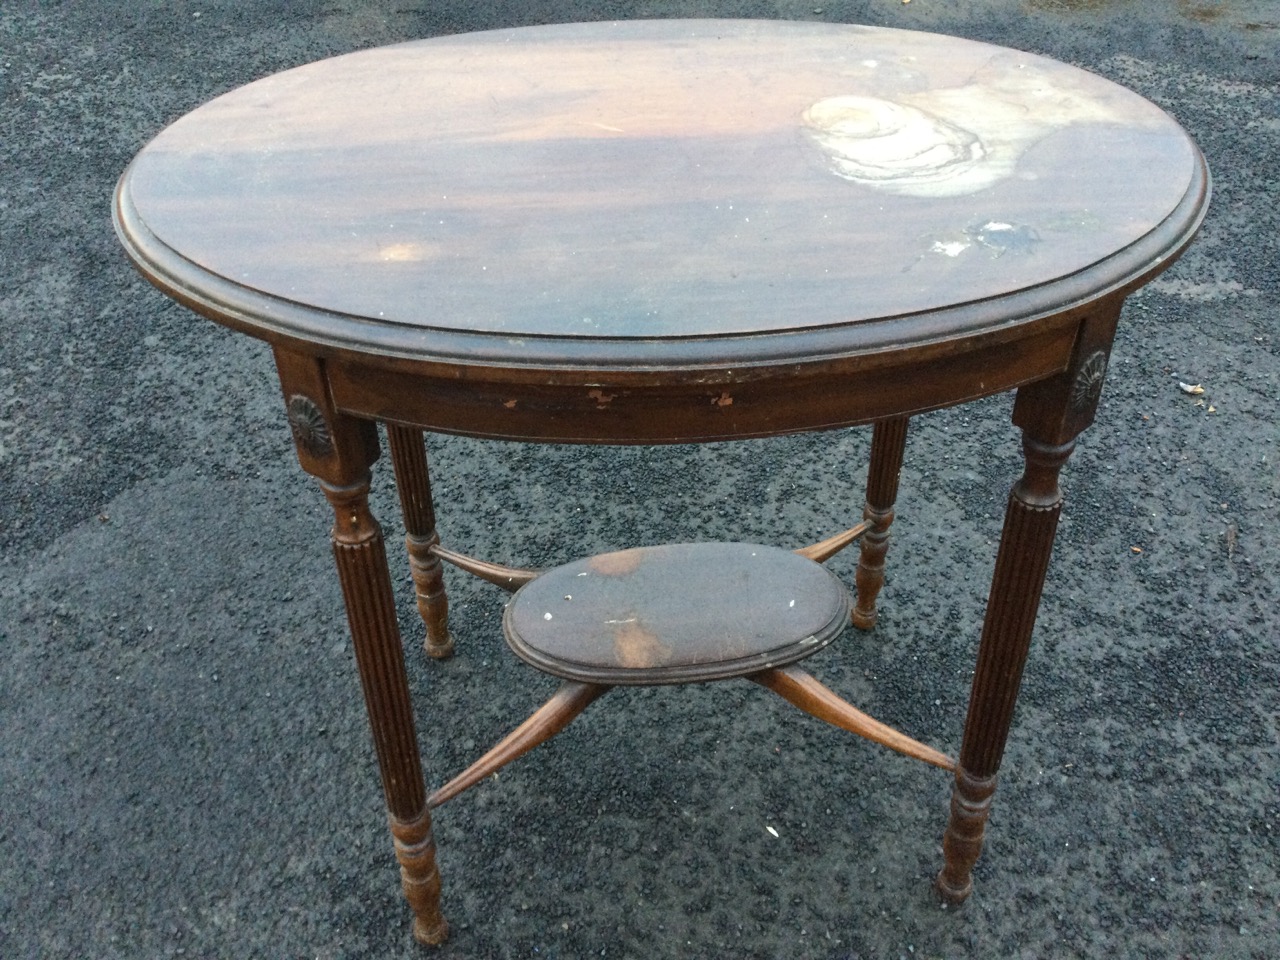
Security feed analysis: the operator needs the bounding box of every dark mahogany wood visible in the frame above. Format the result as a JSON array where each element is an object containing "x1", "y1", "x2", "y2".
[
  {"x1": 426, "y1": 542, "x2": 950, "y2": 809},
  {"x1": 749, "y1": 666, "x2": 954, "y2": 771},
  {"x1": 853, "y1": 417, "x2": 910, "y2": 629},
  {"x1": 430, "y1": 543, "x2": 542, "y2": 592},
  {"x1": 385, "y1": 425, "x2": 454, "y2": 658},
  {"x1": 388, "y1": 811, "x2": 448, "y2": 946},
  {"x1": 426, "y1": 659, "x2": 957, "y2": 813},
  {"x1": 117, "y1": 21, "x2": 1203, "y2": 362},
  {"x1": 428, "y1": 681, "x2": 609, "y2": 809},
  {"x1": 794, "y1": 520, "x2": 872, "y2": 563},
  {"x1": 272, "y1": 348, "x2": 447, "y2": 944},
  {"x1": 114, "y1": 21, "x2": 1207, "y2": 448},
  {"x1": 938, "y1": 431, "x2": 1074, "y2": 902},
  {"x1": 504, "y1": 542, "x2": 851, "y2": 685},
  {"x1": 937, "y1": 300, "x2": 1122, "y2": 902},
  {"x1": 432, "y1": 520, "x2": 871, "y2": 589},
  {"x1": 113, "y1": 18, "x2": 1209, "y2": 944}
]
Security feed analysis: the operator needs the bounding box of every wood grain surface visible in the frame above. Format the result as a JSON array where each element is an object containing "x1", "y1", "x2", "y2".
[
  {"x1": 118, "y1": 19, "x2": 1203, "y2": 353},
  {"x1": 504, "y1": 542, "x2": 850, "y2": 684}
]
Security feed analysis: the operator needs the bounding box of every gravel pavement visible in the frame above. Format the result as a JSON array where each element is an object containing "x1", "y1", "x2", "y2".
[{"x1": 1, "y1": 2, "x2": 1277, "y2": 958}]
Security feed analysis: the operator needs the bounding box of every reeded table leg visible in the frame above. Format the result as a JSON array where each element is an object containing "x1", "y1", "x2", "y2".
[
  {"x1": 937, "y1": 300, "x2": 1121, "y2": 903},
  {"x1": 274, "y1": 348, "x2": 448, "y2": 945},
  {"x1": 323, "y1": 477, "x2": 448, "y2": 944},
  {"x1": 852, "y1": 416, "x2": 909, "y2": 629},
  {"x1": 386, "y1": 424, "x2": 454, "y2": 659},
  {"x1": 937, "y1": 434, "x2": 1074, "y2": 902}
]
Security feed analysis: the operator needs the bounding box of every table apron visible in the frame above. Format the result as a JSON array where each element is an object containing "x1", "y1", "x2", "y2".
[{"x1": 325, "y1": 322, "x2": 1078, "y2": 444}]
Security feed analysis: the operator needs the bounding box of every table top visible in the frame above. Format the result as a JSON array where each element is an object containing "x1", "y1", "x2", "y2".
[{"x1": 115, "y1": 18, "x2": 1206, "y2": 378}]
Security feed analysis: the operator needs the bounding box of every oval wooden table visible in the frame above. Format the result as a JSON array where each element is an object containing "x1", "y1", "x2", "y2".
[{"x1": 114, "y1": 19, "x2": 1209, "y2": 946}]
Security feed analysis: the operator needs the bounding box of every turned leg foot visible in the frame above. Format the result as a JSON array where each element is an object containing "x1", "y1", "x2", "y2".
[
  {"x1": 936, "y1": 769, "x2": 997, "y2": 903},
  {"x1": 391, "y1": 811, "x2": 449, "y2": 945}
]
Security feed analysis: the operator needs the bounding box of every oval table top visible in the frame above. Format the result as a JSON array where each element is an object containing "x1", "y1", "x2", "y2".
[{"x1": 115, "y1": 18, "x2": 1207, "y2": 376}]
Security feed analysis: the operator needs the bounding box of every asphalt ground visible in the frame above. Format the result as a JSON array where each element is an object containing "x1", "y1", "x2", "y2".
[{"x1": 1, "y1": 1, "x2": 1277, "y2": 958}]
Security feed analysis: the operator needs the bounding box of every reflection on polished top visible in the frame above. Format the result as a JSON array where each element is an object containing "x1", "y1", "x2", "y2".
[{"x1": 120, "y1": 19, "x2": 1200, "y2": 341}]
